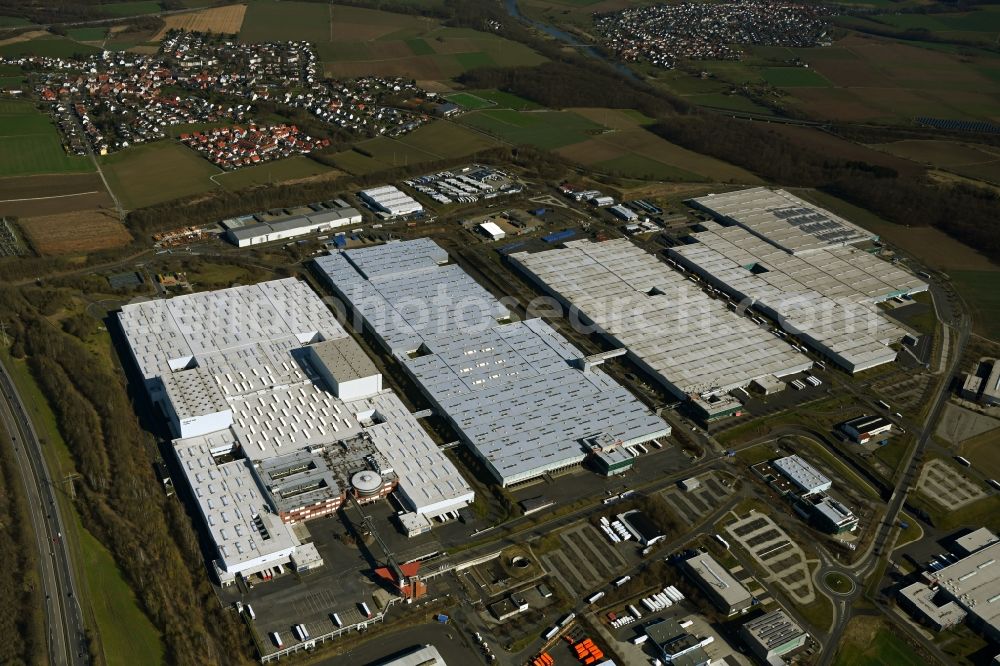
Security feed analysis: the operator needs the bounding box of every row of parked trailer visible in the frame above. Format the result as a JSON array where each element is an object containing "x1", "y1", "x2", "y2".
[
  {"x1": 599, "y1": 516, "x2": 634, "y2": 544},
  {"x1": 790, "y1": 375, "x2": 822, "y2": 391},
  {"x1": 640, "y1": 586, "x2": 686, "y2": 614}
]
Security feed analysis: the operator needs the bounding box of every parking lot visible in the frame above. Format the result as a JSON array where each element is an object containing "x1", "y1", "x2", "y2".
[
  {"x1": 725, "y1": 511, "x2": 817, "y2": 606},
  {"x1": 916, "y1": 458, "x2": 987, "y2": 509},
  {"x1": 661, "y1": 471, "x2": 737, "y2": 525},
  {"x1": 539, "y1": 522, "x2": 631, "y2": 598}
]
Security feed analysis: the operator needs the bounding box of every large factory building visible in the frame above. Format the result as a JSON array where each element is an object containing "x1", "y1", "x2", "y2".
[
  {"x1": 314, "y1": 239, "x2": 670, "y2": 487},
  {"x1": 674, "y1": 188, "x2": 927, "y2": 373},
  {"x1": 118, "y1": 278, "x2": 473, "y2": 585},
  {"x1": 510, "y1": 238, "x2": 811, "y2": 399}
]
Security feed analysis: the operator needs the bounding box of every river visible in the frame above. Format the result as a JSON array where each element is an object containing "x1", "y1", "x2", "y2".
[{"x1": 501, "y1": 0, "x2": 639, "y2": 80}]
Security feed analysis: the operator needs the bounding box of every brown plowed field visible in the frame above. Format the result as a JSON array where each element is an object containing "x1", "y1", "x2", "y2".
[
  {"x1": 0, "y1": 173, "x2": 114, "y2": 217},
  {"x1": 18, "y1": 209, "x2": 132, "y2": 255}
]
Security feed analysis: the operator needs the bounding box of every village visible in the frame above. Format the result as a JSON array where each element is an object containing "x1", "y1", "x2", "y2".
[
  {"x1": 594, "y1": 0, "x2": 831, "y2": 68},
  {"x1": 1, "y1": 30, "x2": 428, "y2": 163}
]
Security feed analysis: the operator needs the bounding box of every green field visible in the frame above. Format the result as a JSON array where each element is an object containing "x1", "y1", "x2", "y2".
[
  {"x1": 459, "y1": 109, "x2": 604, "y2": 149},
  {"x1": 330, "y1": 120, "x2": 499, "y2": 174},
  {"x1": 465, "y1": 89, "x2": 542, "y2": 110},
  {"x1": 0, "y1": 36, "x2": 100, "y2": 58},
  {"x1": 0, "y1": 100, "x2": 94, "y2": 176},
  {"x1": 0, "y1": 15, "x2": 32, "y2": 26},
  {"x1": 278, "y1": 4, "x2": 547, "y2": 81},
  {"x1": 762, "y1": 67, "x2": 831, "y2": 87},
  {"x1": 101, "y1": 141, "x2": 220, "y2": 210},
  {"x1": 100, "y1": 1, "x2": 163, "y2": 17},
  {"x1": 445, "y1": 92, "x2": 496, "y2": 110},
  {"x1": 78, "y1": 520, "x2": 164, "y2": 665},
  {"x1": 215, "y1": 155, "x2": 333, "y2": 190},
  {"x1": 406, "y1": 38, "x2": 434, "y2": 56},
  {"x1": 0, "y1": 76, "x2": 25, "y2": 87},
  {"x1": 950, "y1": 270, "x2": 1000, "y2": 341},
  {"x1": 67, "y1": 27, "x2": 109, "y2": 42},
  {"x1": 240, "y1": 0, "x2": 331, "y2": 43},
  {"x1": 833, "y1": 623, "x2": 924, "y2": 666},
  {"x1": 685, "y1": 93, "x2": 775, "y2": 115}
]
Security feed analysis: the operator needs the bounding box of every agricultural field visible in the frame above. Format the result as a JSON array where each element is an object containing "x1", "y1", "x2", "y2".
[
  {"x1": 760, "y1": 66, "x2": 831, "y2": 87},
  {"x1": 0, "y1": 173, "x2": 113, "y2": 218},
  {"x1": 458, "y1": 109, "x2": 606, "y2": 150},
  {"x1": 18, "y1": 210, "x2": 132, "y2": 255},
  {"x1": 0, "y1": 100, "x2": 94, "y2": 177},
  {"x1": 0, "y1": 34, "x2": 100, "y2": 58},
  {"x1": 556, "y1": 107, "x2": 760, "y2": 183},
  {"x1": 100, "y1": 140, "x2": 220, "y2": 210},
  {"x1": 329, "y1": 120, "x2": 499, "y2": 175},
  {"x1": 0, "y1": 15, "x2": 34, "y2": 27},
  {"x1": 100, "y1": 1, "x2": 163, "y2": 17},
  {"x1": 153, "y1": 3, "x2": 247, "y2": 40},
  {"x1": 950, "y1": 270, "x2": 1000, "y2": 341},
  {"x1": 238, "y1": 2, "x2": 543, "y2": 82},
  {"x1": 214, "y1": 155, "x2": 335, "y2": 190},
  {"x1": 447, "y1": 89, "x2": 543, "y2": 111},
  {"x1": 872, "y1": 139, "x2": 1000, "y2": 185}
]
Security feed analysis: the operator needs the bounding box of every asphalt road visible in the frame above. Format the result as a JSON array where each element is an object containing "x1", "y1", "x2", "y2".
[{"x1": 0, "y1": 362, "x2": 88, "y2": 666}]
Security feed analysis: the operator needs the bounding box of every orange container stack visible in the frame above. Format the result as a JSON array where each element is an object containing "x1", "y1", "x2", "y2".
[
  {"x1": 572, "y1": 638, "x2": 605, "y2": 664},
  {"x1": 531, "y1": 651, "x2": 555, "y2": 666}
]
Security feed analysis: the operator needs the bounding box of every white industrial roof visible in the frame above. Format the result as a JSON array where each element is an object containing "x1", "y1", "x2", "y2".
[
  {"x1": 928, "y1": 540, "x2": 1000, "y2": 635},
  {"x1": 359, "y1": 185, "x2": 422, "y2": 217},
  {"x1": 773, "y1": 455, "x2": 830, "y2": 494},
  {"x1": 670, "y1": 222, "x2": 926, "y2": 372},
  {"x1": 174, "y1": 430, "x2": 298, "y2": 574},
  {"x1": 479, "y1": 221, "x2": 505, "y2": 237},
  {"x1": 315, "y1": 240, "x2": 670, "y2": 486},
  {"x1": 690, "y1": 187, "x2": 876, "y2": 254},
  {"x1": 684, "y1": 552, "x2": 753, "y2": 606},
  {"x1": 118, "y1": 279, "x2": 473, "y2": 573},
  {"x1": 118, "y1": 278, "x2": 345, "y2": 380},
  {"x1": 510, "y1": 238, "x2": 811, "y2": 397}
]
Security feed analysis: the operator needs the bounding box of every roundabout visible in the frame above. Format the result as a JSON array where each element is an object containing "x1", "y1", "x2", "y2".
[{"x1": 823, "y1": 570, "x2": 856, "y2": 596}]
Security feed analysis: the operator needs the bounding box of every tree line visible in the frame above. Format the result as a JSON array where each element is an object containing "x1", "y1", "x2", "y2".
[{"x1": 0, "y1": 286, "x2": 252, "y2": 665}]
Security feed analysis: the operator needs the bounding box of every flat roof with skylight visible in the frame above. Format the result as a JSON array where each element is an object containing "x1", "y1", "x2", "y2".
[
  {"x1": 314, "y1": 240, "x2": 670, "y2": 487},
  {"x1": 510, "y1": 238, "x2": 811, "y2": 398},
  {"x1": 669, "y1": 220, "x2": 926, "y2": 372},
  {"x1": 118, "y1": 278, "x2": 474, "y2": 583}
]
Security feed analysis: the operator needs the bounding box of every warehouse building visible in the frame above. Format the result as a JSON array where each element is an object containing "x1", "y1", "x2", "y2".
[
  {"x1": 478, "y1": 220, "x2": 506, "y2": 241},
  {"x1": 690, "y1": 187, "x2": 876, "y2": 255},
  {"x1": 739, "y1": 610, "x2": 808, "y2": 662},
  {"x1": 359, "y1": 185, "x2": 423, "y2": 218},
  {"x1": 669, "y1": 220, "x2": 927, "y2": 373},
  {"x1": 225, "y1": 205, "x2": 362, "y2": 247},
  {"x1": 645, "y1": 619, "x2": 711, "y2": 666},
  {"x1": 314, "y1": 240, "x2": 670, "y2": 487},
  {"x1": 683, "y1": 552, "x2": 753, "y2": 615},
  {"x1": 899, "y1": 582, "x2": 967, "y2": 632},
  {"x1": 510, "y1": 239, "x2": 811, "y2": 399},
  {"x1": 118, "y1": 279, "x2": 473, "y2": 585},
  {"x1": 921, "y1": 538, "x2": 1000, "y2": 642},
  {"x1": 961, "y1": 358, "x2": 1000, "y2": 406},
  {"x1": 841, "y1": 414, "x2": 893, "y2": 444},
  {"x1": 609, "y1": 204, "x2": 638, "y2": 221},
  {"x1": 773, "y1": 455, "x2": 831, "y2": 496}
]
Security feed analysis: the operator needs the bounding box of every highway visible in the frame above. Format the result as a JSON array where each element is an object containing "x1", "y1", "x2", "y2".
[{"x1": 0, "y1": 361, "x2": 88, "y2": 666}]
